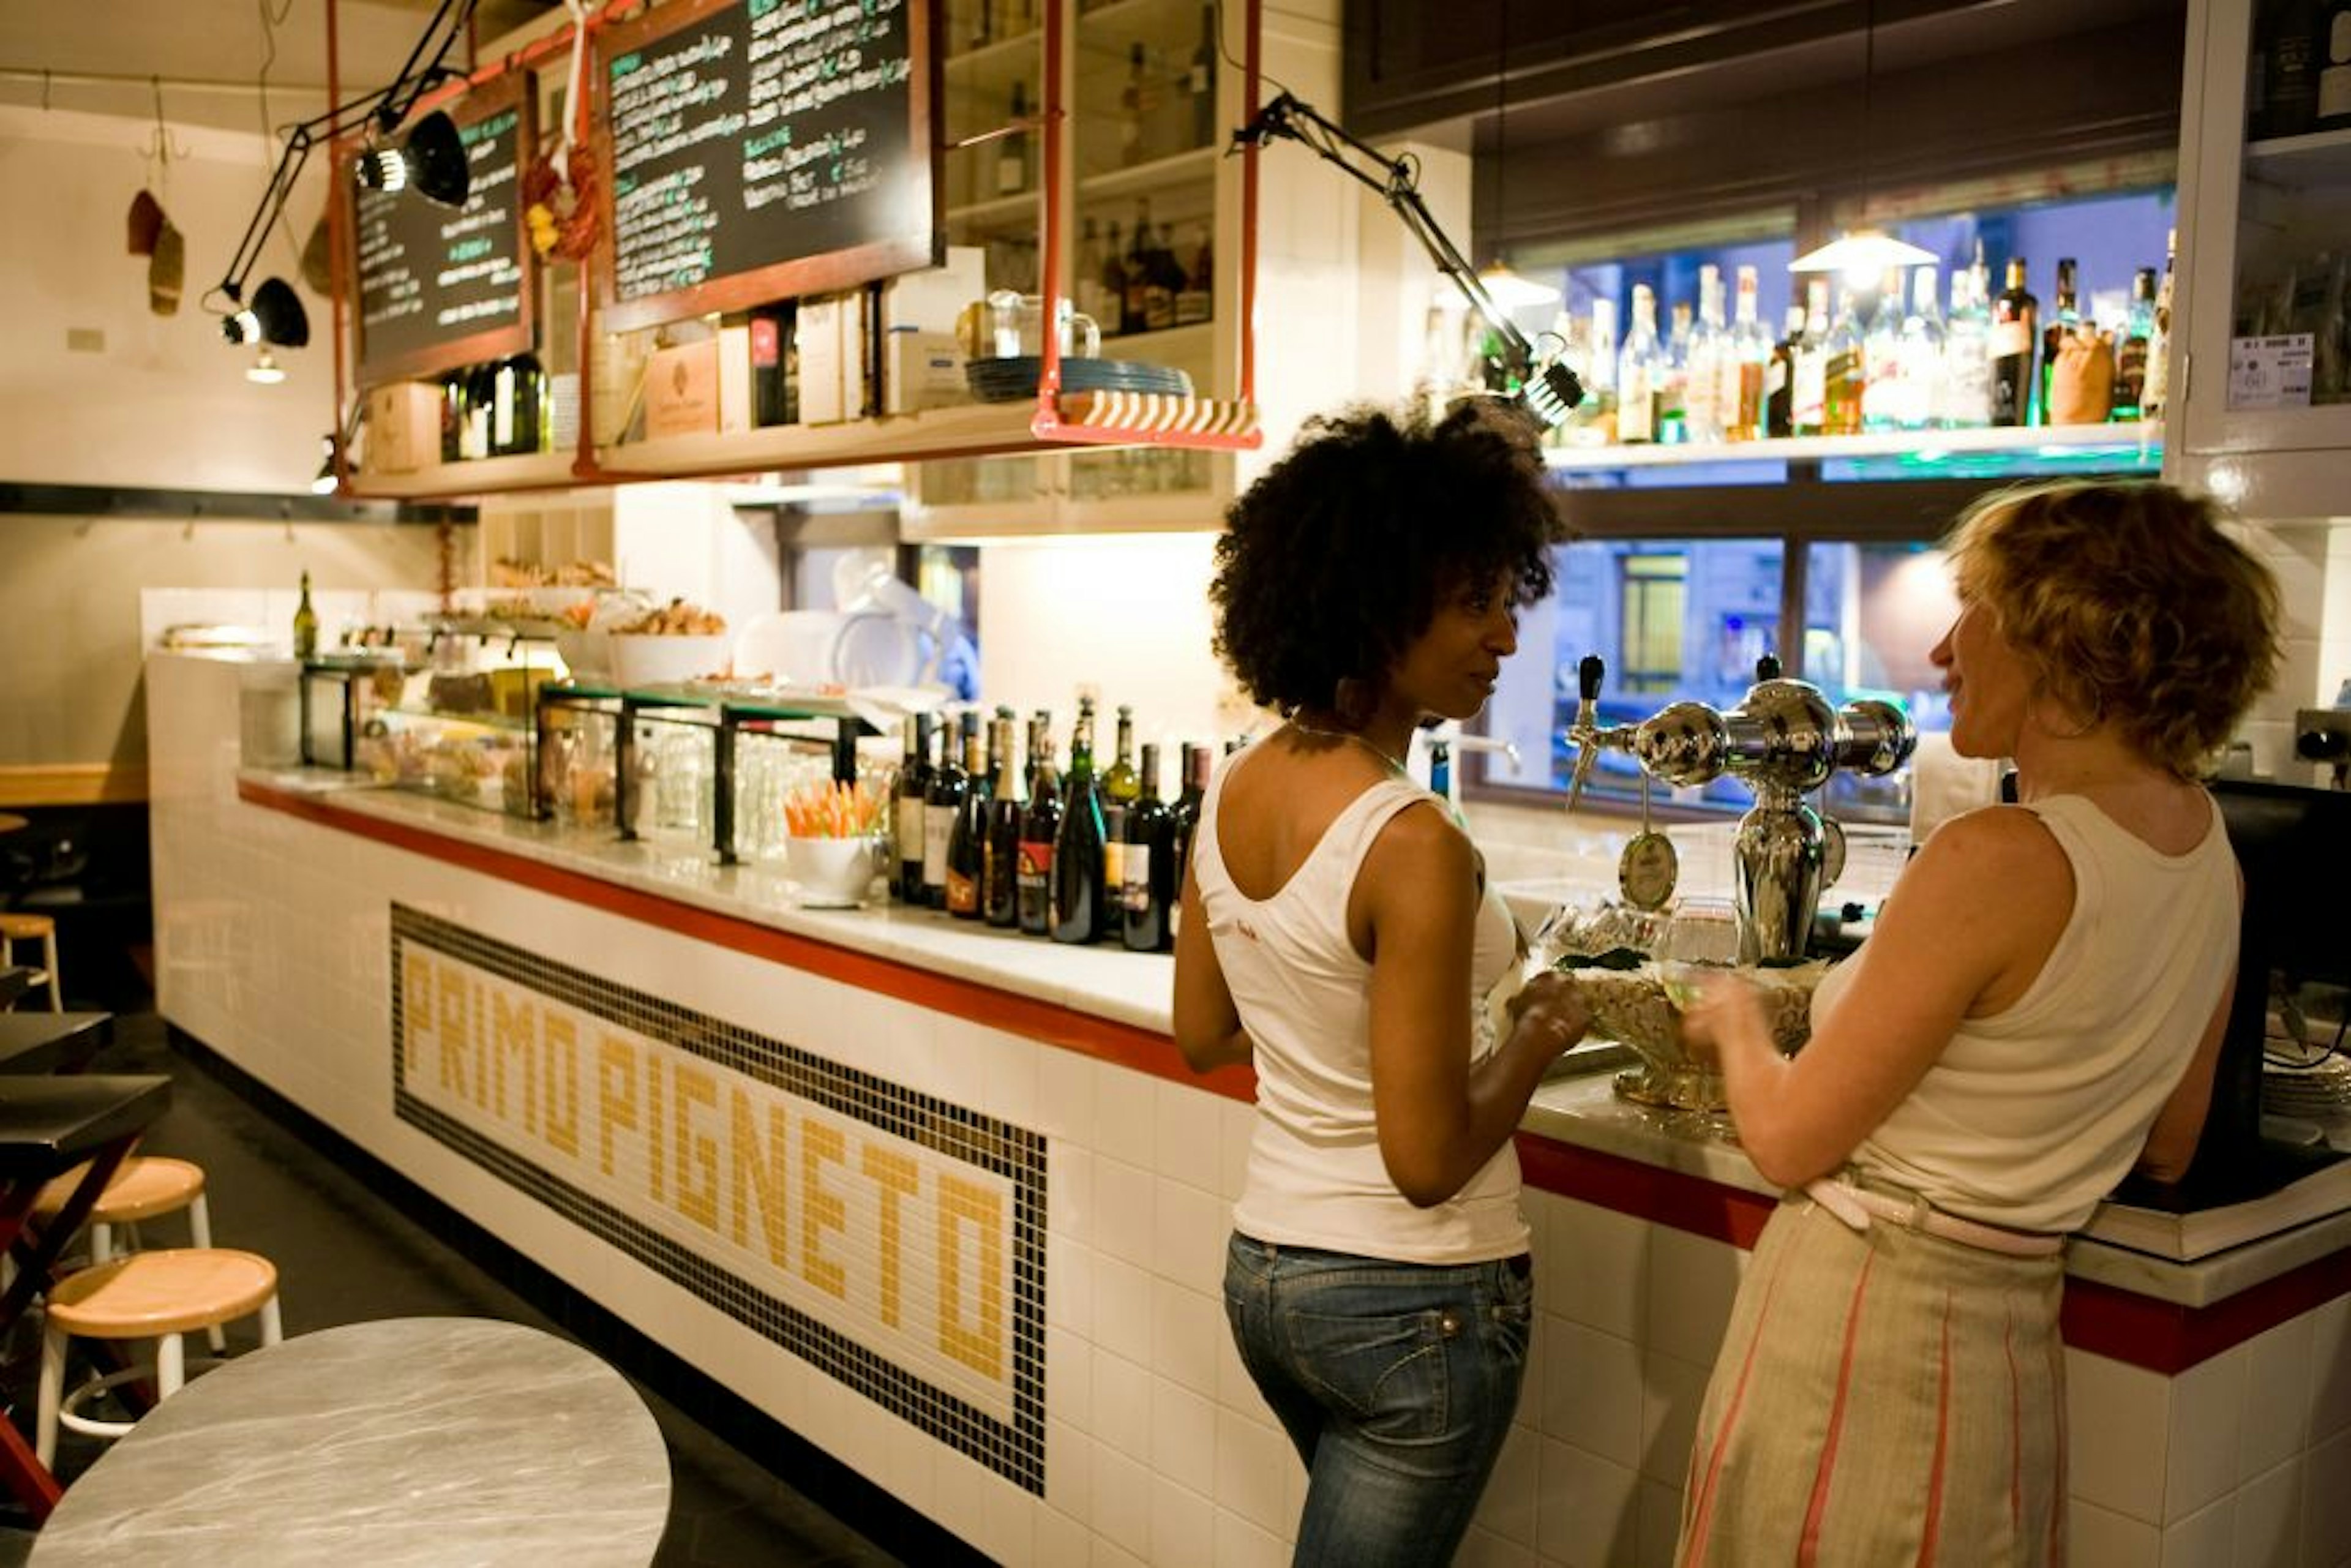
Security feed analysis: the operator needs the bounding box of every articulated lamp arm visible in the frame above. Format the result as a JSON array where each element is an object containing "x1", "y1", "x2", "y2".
[{"x1": 1234, "y1": 92, "x2": 1582, "y2": 427}]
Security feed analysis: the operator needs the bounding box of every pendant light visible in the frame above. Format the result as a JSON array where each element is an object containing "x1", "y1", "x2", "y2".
[
  {"x1": 246, "y1": 347, "x2": 288, "y2": 385},
  {"x1": 1789, "y1": 0, "x2": 1935, "y2": 285},
  {"x1": 355, "y1": 109, "x2": 471, "y2": 208},
  {"x1": 1479, "y1": 8, "x2": 1558, "y2": 310}
]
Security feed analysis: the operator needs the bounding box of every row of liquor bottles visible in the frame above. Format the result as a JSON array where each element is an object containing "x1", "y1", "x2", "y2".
[
  {"x1": 892, "y1": 697, "x2": 1212, "y2": 955},
  {"x1": 1536, "y1": 247, "x2": 2172, "y2": 449}
]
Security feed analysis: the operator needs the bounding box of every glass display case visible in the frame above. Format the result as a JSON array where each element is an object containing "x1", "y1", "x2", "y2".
[
  {"x1": 307, "y1": 620, "x2": 564, "y2": 817},
  {"x1": 536, "y1": 681, "x2": 887, "y2": 865}
]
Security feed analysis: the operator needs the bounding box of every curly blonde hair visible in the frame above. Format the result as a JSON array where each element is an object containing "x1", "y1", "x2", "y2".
[{"x1": 1944, "y1": 481, "x2": 2279, "y2": 777}]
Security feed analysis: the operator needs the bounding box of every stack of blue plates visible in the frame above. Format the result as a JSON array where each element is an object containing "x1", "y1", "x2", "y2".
[{"x1": 966, "y1": 356, "x2": 1193, "y2": 403}]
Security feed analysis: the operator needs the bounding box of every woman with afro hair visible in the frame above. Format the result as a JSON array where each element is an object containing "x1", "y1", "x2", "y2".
[{"x1": 1172, "y1": 399, "x2": 1591, "y2": 1565}]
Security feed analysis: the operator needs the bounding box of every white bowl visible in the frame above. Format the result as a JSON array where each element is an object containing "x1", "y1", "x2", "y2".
[
  {"x1": 783, "y1": 835, "x2": 880, "y2": 907},
  {"x1": 609, "y1": 632, "x2": 729, "y2": 689},
  {"x1": 555, "y1": 627, "x2": 610, "y2": 682}
]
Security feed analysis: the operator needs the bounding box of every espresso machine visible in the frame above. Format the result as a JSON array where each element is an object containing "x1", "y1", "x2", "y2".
[{"x1": 1564, "y1": 654, "x2": 1916, "y2": 964}]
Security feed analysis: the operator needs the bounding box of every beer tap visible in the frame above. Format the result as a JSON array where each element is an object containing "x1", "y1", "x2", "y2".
[{"x1": 1560, "y1": 654, "x2": 1917, "y2": 962}]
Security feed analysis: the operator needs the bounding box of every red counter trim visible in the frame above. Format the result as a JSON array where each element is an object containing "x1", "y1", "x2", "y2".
[
  {"x1": 1514, "y1": 1132, "x2": 1779, "y2": 1250},
  {"x1": 241, "y1": 780, "x2": 1258, "y2": 1101},
  {"x1": 243, "y1": 778, "x2": 2350, "y2": 1373},
  {"x1": 2060, "y1": 1245, "x2": 2351, "y2": 1374}
]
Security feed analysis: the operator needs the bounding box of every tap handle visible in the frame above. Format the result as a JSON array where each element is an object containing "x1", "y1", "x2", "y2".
[
  {"x1": 1578, "y1": 655, "x2": 1605, "y2": 702},
  {"x1": 1754, "y1": 653, "x2": 1782, "y2": 681}
]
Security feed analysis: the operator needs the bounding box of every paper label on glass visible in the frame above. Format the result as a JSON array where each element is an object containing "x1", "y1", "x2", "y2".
[{"x1": 2227, "y1": 334, "x2": 2314, "y2": 410}]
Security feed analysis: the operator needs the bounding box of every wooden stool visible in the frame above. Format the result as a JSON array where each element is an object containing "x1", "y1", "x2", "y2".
[
  {"x1": 36, "y1": 1248, "x2": 280, "y2": 1466},
  {"x1": 28, "y1": 1155, "x2": 223, "y2": 1359},
  {"x1": 0, "y1": 913, "x2": 60, "y2": 1012}
]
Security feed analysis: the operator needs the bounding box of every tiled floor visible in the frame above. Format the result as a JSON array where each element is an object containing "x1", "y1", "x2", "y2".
[{"x1": 1, "y1": 1010, "x2": 947, "y2": 1567}]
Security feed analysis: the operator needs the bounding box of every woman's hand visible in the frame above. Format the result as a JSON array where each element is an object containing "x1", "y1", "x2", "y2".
[
  {"x1": 1505, "y1": 970, "x2": 1591, "y2": 1063},
  {"x1": 1679, "y1": 973, "x2": 1768, "y2": 1070}
]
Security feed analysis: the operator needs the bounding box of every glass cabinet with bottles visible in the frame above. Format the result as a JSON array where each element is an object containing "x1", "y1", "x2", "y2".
[
  {"x1": 910, "y1": 0, "x2": 1330, "y2": 536},
  {"x1": 2170, "y1": 0, "x2": 2351, "y2": 516}
]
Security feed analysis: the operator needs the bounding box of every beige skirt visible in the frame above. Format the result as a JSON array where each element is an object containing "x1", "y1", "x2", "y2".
[{"x1": 1676, "y1": 1193, "x2": 2068, "y2": 1567}]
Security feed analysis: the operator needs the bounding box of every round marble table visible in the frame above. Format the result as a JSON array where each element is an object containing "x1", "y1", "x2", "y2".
[{"x1": 29, "y1": 1316, "x2": 670, "y2": 1567}]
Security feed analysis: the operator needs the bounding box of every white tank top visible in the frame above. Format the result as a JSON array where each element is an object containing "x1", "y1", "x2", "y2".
[
  {"x1": 1824, "y1": 792, "x2": 2239, "y2": 1234},
  {"x1": 1197, "y1": 744, "x2": 1528, "y2": 1264}
]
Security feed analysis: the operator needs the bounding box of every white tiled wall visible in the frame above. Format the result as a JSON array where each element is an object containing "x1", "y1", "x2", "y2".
[{"x1": 150, "y1": 652, "x2": 2351, "y2": 1567}]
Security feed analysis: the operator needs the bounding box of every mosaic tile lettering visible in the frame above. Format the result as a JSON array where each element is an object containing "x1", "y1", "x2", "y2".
[{"x1": 389, "y1": 904, "x2": 1047, "y2": 1493}]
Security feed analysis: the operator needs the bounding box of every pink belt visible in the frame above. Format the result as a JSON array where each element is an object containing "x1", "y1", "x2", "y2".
[{"x1": 1805, "y1": 1178, "x2": 2066, "y2": 1258}]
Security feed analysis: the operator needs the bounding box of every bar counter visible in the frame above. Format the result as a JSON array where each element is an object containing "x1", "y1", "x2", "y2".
[{"x1": 146, "y1": 653, "x2": 2351, "y2": 1566}]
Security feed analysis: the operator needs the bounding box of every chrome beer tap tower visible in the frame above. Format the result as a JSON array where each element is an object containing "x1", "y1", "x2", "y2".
[{"x1": 1564, "y1": 654, "x2": 1916, "y2": 964}]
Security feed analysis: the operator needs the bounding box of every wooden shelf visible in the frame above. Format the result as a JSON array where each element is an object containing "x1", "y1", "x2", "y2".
[
  {"x1": 1079, "y1": 146, "x2": 1217, "y2": 201},
  {"x1": 1543, "y1": 421, "x2": 2164, "y2": 473},
  {"x1": 348, "y1": 451, "x2": 586, "y2": 501}
]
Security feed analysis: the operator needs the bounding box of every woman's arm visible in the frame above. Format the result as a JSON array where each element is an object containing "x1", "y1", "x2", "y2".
[
  {"x1": 1362, "y1": 806, "x2": 1589, "y2": 1207},
  {"x1": 1171, "y1": 859, "x2": 1251, "y2": 1072},
  {"x1": 1687, "y1": 808, "x2": 2072, "y2": 1188}
]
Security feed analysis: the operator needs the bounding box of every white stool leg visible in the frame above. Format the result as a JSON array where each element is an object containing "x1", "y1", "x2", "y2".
[
  {"x1": 157, "y1": 1332, "x2": 184, "y2": 1400},
  {"x1": 36, "y1": 1326, "x2": 67, "y2": 1467},
  {"x1": 40, "y1": 929, "x2": 59, "y2": 1012},
  {"x1": 190, "y1": 1197, "x2": 227, "y2": 1354},
  {"x1": 91, "y1": 1221, "x2": 114, "y2": 1264},
  {"x1": 258, "y1": 1294, "x2": 282, "y2": 1347}
]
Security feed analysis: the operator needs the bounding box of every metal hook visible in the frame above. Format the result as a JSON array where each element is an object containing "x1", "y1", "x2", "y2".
[{"x1": 141, "y1": 78, "x2": 191, "y2": 170}]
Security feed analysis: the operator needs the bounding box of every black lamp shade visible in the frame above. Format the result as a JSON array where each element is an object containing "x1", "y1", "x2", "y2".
[
  {"x1": 222, "y1": 276, "x2": 310, "y2": 350},
  {"x1": 401, "y1": 111, "x2": 471, "y2": 208}
]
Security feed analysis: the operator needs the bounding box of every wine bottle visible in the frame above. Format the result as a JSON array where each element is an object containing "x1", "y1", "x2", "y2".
[
  {"x1": 945, "y1": 722, "x2": 992, "y2": 918},
  {"x1": 1118, "y1": 42, "x2": 1150, "y2": 166},
  {"x1": 2039, "y1": 258, "x2": 2081, "y2": 426},
  {"x1": 2319, "y1": 0, "x2": 2351, "y2": 129},
  {"x1": 1100, "y1": 223, "x2": 1128, "y2": 340},
  {"x1": 1050, "y1": 698, "x2": 1109, "y2": 945},
  {"x1": 2268, "y1": 0, "x2": 2323, "y2": 137},
  {"x1": 1725, "y1": 264, "x2": 1769, "y2": 442},
  {"x1": 2112, "y1": 266, "x2": 2158, "y2": 421},
  {"x1": 983, "y1": 709, "x2": 1026, "y2": 928},
  {"x1": 2142, "y1": 231, "x2": 2175, "y2": 422},
  {"x1": 996, "y1": 80, "x2": 1032, "y2": 198},
  {"x1": 490, "y1": 352, "x2": 547, "y2": 455},
  {"x1": 1016, "y1": 713, "x2": 1060, "y2": 935},
  {"x1": 1100, "y1": 703, "x2": 1139, "y2": 901},
  {"x1": 1940, "y1": 265, "x2": 1993, "y2": 430},
  {"x1": 924, "y1": 711, "x2": 973, "y2": 910},
  {"x1": 1167, "y1": 743, "x2": 1210, "y2": 939},
  {"x1": 1765, "y1": 304, "x2": 1801, "y2": 440},
  {"x1": 1187, "y1": 3, "x2": 1218, "y2": 149},
  {"x1": 293, "y1": 569, "x2": 319, "y2": 661},
  {"x1": 1821, "y1": 285, "x2": 1866, "y2": 437},
  {"x1": 1860, "y1": 268, "x2": 1906, "y2": 435},
  {"x1": 1990, "y1": 257, "x2": 2039, "y2": 427},
  {"x1": 1682, "y1": 266, "x2": 1725, "y2": 444},
  {"x1": 750, "y1": 303, "x2": 797, "y2": 427},
  {"x1": 1617, "y1": 285, "x2": 1661, "y2": 444},
  {"x1": 895, "y1": 715, "x2": 933, "y2": 904},
  {"x1": 1120, "y1": 743, "x2": 1174, "y2": 953},
  {"x1": 1790, "y1": 279, "x2": 1829, "y2": 437},
  {"x1": 1897, "y1": 265, "x2": 1944, "y2": 431}
]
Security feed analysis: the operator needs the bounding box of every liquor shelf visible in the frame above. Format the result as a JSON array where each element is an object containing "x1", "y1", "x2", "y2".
[{"x1": 1543, "y1": 419, "x2": 2162, "y2": 473}]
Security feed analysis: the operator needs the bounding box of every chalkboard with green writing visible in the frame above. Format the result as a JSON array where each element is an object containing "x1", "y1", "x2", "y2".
[
  {"x1": 350, "y1": 72, "x2": 537, "y2": 386},
  {"x1": 595, "y1": 0, "x2": 939, "y2": 334}
]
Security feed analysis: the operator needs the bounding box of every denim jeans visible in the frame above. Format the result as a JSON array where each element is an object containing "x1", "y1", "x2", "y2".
[{"x1": 1223, "y1": 1232, "x2": 1534, "y2": 1567}]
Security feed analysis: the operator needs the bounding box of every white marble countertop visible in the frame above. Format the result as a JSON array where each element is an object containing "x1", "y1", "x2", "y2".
[{"x1": 245, "y1": 768, "x2": 2351, "y2": 1312}]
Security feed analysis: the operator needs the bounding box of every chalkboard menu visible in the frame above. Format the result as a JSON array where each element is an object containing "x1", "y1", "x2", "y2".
[
  {"x1": 350, "y1": 73, "x2": 536, "y2": 386},
  {"x1": 594, "y1": 0, "x2": 939, "y2": 334}
]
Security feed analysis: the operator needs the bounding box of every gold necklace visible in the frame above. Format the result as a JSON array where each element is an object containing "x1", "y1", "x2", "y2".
[{"x1": 1288, "y1": 719, "x2": 1405, "y2": 772}]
